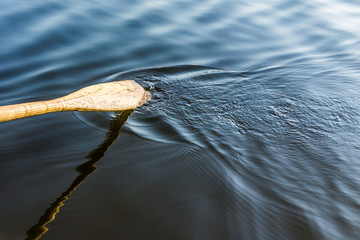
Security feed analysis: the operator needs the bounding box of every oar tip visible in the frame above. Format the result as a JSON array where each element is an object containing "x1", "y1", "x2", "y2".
[{"x1": 113, "y1": 79, "x2": 152, "y2": 109}]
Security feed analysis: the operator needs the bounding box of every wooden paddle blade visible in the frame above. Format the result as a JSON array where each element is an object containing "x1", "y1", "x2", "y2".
[{"x1": 59, "y1": 80, "x2": 151, "y2": 111}]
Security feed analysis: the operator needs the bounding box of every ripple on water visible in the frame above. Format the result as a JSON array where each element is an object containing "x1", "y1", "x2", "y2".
[{"x1": 90, "y1": 64, "x2": 360, "y2": 239}]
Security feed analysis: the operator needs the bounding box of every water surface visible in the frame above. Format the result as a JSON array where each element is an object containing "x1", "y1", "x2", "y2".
[{"x1": 1, "y1": 0, "x2": 360, "y2": 239}]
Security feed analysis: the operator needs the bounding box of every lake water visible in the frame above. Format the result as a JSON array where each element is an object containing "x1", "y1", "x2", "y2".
[{"x1": 1, "y1": 0, "x2": 360, "y2": 239}]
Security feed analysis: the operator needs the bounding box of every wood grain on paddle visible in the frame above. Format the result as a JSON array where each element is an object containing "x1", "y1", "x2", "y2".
[{"x1": 0, "y1": 80, "x2": 151, "y2": 122}]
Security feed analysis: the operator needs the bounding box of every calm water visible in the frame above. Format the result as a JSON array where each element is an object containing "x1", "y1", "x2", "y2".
[{"x1": 1, "y1": 0, "x2": 360, "y2": 239}]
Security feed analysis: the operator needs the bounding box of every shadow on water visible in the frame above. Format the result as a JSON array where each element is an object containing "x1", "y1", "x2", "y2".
[{"x1": 25, "y1": 110, "x2": 133, "y2": 240}]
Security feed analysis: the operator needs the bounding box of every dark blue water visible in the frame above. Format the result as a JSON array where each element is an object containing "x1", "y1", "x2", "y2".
[{"x1": 1, "y1": 0, "x2": 360, "y2": 239}]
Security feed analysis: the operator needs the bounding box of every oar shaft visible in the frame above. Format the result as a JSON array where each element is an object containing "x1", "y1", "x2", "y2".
[{"x1": 0, "y1": 100, "x2": 62, "y2": 122}]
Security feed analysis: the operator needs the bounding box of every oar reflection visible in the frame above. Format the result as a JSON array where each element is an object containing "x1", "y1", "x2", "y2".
[{"x1": 25, "y1": 110, "x2": 133, "y2": 240}]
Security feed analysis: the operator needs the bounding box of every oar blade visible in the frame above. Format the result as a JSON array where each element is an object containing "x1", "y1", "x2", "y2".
[{"x1": 61, "y1": 80, "x2": 151, "y2": 111}]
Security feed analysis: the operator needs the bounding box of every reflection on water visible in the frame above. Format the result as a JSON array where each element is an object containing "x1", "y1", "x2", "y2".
[{"x1": 25, "y1": 110, "x2": 132, "y2": 240}]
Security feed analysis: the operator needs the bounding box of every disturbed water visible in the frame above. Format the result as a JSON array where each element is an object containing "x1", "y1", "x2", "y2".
[{"x1": 1, "y1": 0, "x2": 360, "y2": 239}]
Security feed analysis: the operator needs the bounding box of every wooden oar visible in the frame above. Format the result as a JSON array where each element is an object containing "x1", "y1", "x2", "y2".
[{"x1": 0, "y1": 80, "x2": 151, "y2": 122}]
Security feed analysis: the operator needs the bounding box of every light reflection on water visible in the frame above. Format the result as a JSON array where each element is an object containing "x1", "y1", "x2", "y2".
[{"x1": 1, "y1": 0, "x2": 360, "y2": 239}]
